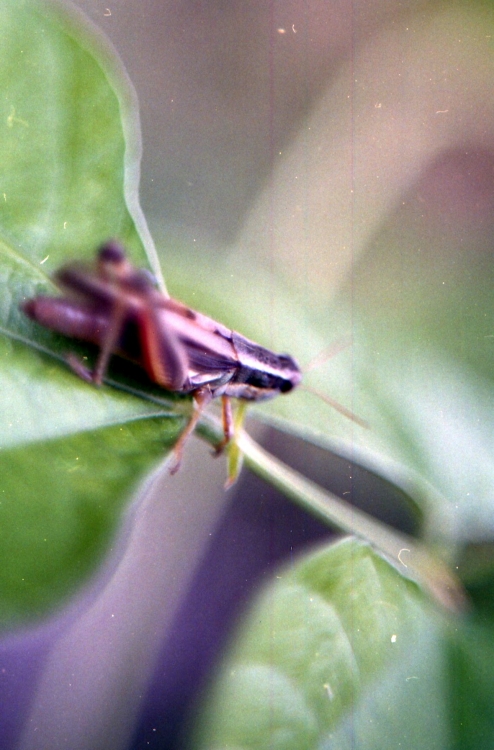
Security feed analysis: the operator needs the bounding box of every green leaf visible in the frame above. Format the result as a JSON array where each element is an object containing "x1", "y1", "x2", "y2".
[
  {"x1": 192, "y1": 538, "x2": 447, "y2": 750},
  {"x1": 0, "y1": 0, "x2": 181, "y2": 627},
  {"x1": 0, "y1": 417, "x2": 176, "y2": 628},
  {"x1": 0, "y1": 0, "x2": 154, "y2": 266},
  {"x1": 448, "y1": 620, "x2": 494, "y2": 750}
]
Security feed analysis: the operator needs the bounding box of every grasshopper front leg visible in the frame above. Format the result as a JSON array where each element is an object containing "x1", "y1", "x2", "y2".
[{"x1": 169, "y1": 387, "x2": 214, "y2": 474}]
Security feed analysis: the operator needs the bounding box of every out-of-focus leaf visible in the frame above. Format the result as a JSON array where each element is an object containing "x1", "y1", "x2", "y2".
[
  {"x1": 448, "y1": 619, "x2": 494, "y2": 750},
  {"x1": 0, "y1": 0, "x2": 182, "y2": 627},
  {"x1": 0, "y1": 0, "x2": 153, "y2": 268},
  {"x1": 192, "y1": 538, "x2": 447, "y2": 750},
  {"x1": 0, "y1": 417, "x2": 178, "y2": 628}
]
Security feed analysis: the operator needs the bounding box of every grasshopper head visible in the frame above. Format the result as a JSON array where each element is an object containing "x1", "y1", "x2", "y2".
[{"x1": 97, "y1": 241, "x2": 158, "y2": 291}]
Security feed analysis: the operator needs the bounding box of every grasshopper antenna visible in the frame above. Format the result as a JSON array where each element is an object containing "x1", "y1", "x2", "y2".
[
  {"x1": 303, "y1": 337, "x2": 353, "y2": 372},
  {"x1": 301, "y1": 337, "x2": 369, "y2": 428},
  {"x1": 300, "y1": 384, "x2": 369, "y2": 429}
]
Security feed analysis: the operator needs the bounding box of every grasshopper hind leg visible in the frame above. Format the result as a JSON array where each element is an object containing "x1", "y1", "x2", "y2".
[
  {"x1": 213, "y1": 395, "x2": 234, "y2": 454},
  {"x1": 64, "y1": 299, "x2": 127, "y2": 387},
  {"x1": 169, "y1": 392, "x2": 239, "y2": 475}
]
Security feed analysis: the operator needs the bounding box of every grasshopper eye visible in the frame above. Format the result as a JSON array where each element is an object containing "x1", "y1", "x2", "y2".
[
  {"x1": 98, "y1": 240, "x2": 126, "y2": 265},
  {"x1": 279, "y1": 378, "x2": 295, "y2": 393}
]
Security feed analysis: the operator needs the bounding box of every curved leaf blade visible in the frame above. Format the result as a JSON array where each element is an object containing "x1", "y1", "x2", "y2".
[
  {"x1": 0, "y1": 0, "x2": 182, "y2": 628},
  {"x1": 0, "y1": 417, "x2": 180, "y2": 628},
  {"x1": 193, "y1": 538, "x2": 446, "y2": 750}
]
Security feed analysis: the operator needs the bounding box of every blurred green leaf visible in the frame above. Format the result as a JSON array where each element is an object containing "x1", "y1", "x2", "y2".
[
  {"x1": 447, "y1": 620, "x2": 494, "y2": 750},
  {"x1": 0, "y1": 417, "x2": 176, "y2": 628},
  {"x1": 193, "y1": 538, "x2": 447, "y2": 750},
  {"x1": 0, "y1": 0, "x2": 182, "y2": 626},
  {"x1": 0, "y1": 0, "x2": 151, "y2": 267}
]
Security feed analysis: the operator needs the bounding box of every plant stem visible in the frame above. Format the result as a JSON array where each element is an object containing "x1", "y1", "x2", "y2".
[{"x1": 236, "y1": 429, "x2": 465, "y2": 612}]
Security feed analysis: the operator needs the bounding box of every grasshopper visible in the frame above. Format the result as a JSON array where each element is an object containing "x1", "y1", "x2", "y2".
[{"x1": 22, "y1": 241, "x2": 302, "y2": 474}]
